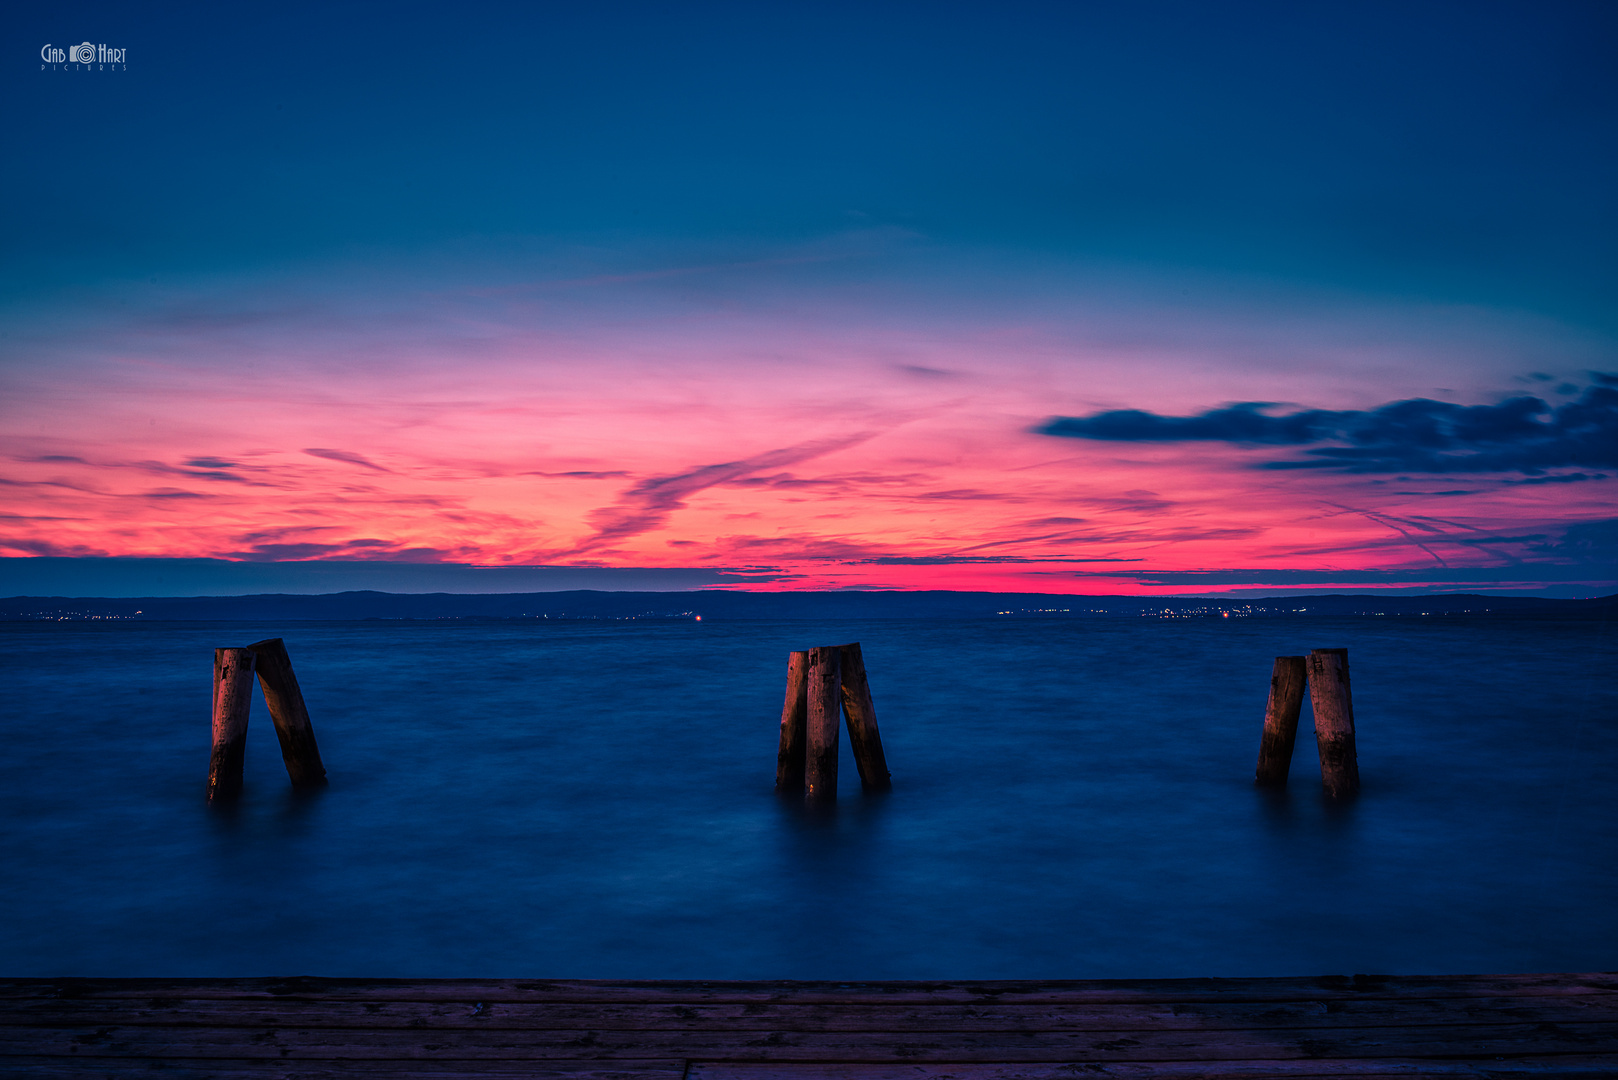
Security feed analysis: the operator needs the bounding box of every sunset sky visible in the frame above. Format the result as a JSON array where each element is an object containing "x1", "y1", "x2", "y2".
[{"x1": 3, "y1": 2, "x2": 1615, "y2": 596}]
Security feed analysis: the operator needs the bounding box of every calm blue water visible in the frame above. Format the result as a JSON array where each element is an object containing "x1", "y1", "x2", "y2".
[{"x1": 2, "y1": 616, "x2": 1614, "y2": 979}]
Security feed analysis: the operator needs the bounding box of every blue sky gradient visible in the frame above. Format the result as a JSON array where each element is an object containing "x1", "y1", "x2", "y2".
[
  {"x1": 4, "y1": 2, "x2": 1616, "y2": 595},
  {"x1": 8, "y1": 2, "x2": 1616, "y2": 320}
]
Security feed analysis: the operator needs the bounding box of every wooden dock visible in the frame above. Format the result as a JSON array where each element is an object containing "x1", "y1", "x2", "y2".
[{"x1": 3, "y1": 973, "x2": 1615, "y2": 1077}]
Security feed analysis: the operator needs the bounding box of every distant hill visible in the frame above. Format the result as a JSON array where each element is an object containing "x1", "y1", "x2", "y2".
[{"x1": 2, "y1": 590, "x2": 1614, "y2": 621}]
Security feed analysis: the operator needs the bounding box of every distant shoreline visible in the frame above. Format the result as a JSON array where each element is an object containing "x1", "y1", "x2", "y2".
[{"x1": 3, "y1": 590, "x2": 1613, "y2": 622}]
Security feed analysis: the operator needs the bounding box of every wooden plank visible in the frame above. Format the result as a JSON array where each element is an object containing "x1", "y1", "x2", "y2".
[
  {"x1": 3, "y1": 975, "x2": 1614, "y2": 1005},
  {"x1": 3, "y1": 976, "x2": 1614, "y2": 1077},
  {"x1": 6, "y1": 995, "x2": 1617, "y2": 1032},
  {"x1": 4, "y1": 1063, "x2": 1617, "y2": 1080},
  {"x1": 0, "y1": 1061, "x2": 684, "y2": 1079},
  {"x1": 3, "y1": 1020, "x2": 1614, "y2": 1060},
  {"x1": 689, "y1": 1059, "x2": 1618, "y2": 1079},
  {"x1": 6, "y1": 1065, "x2": 1616, "y2": 1080}
]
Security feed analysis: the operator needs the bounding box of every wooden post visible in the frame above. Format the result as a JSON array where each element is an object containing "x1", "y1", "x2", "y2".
[
  {"x1": 246, "y1": 638, "x2": 328, "y2": 789},
  {"x1": 804, "y1": 645, "x2": 841, "y2": 802},
  {"x1": 1254, "y1": 656, "x2": 1307, "y2": 787},
  {"x1": 838, "y1": 642, "x2": 892, "y2": 791},
  {"x1": 206, "y1": 648, "x2": 256, "y2": 803},
  {"x1": 1308, "y1": 647, "x2": 1360, "y2": 798},
  {"x1": 775, "y1": 650, "x2": 809, "y2": 792}
]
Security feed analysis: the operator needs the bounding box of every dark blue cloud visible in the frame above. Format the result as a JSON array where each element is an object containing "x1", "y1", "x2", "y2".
[
  {"x1": 1537, "y1": 517, "x2": 1618, "y2": 560},
  {"x1": 1037, "y1": 379, "x2": 1618, "y2": 474}
]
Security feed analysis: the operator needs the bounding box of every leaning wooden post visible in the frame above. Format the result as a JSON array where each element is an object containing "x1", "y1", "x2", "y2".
[
  {"x1": 1254, "y1": 656, "x2": 1307, "y2": 787},
  {"x1": 206, "y1": 648, "x2": 257, "y2": 803},
  {"x1": 775, "y1": 650, "x2": 809, "y2": 792},
  {"x1": 246, "y1": 637, "x2": 328, "y2": 789},
  {"x1": 804, "y1": 645, "x2": 842, "y2": 802},
  {"x1": 1308, "y1": 647, "x2": 1360, "y2": 798},
  {"x1": 838, "y1": 642, "x2": 892, "y2": 791}
]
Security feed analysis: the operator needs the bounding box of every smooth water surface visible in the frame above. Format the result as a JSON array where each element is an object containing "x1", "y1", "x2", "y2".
[{"x1": 2, "y1": 616, "x2": 1614, "y2": 978}]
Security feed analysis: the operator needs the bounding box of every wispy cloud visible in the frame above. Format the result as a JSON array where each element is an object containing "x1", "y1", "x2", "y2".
[
  {"x1": 303, "y1": 448, "x2": 394, "y2": 473},
  {"x1": 566, "y1": 433, "x2": 882, "y2": 555},
  {"x1": 224, "y1": 540, "x2": 453, "y2": 562}
]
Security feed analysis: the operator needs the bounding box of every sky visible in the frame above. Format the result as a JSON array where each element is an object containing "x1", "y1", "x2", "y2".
[{"x1": 2, "y1": 2, "x2": 1616, "y2": 596}]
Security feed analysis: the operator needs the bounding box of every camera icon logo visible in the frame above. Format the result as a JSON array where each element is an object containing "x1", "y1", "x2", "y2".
[{"x1": 71, "y1": 42, "x2": 95, "y2": 64}]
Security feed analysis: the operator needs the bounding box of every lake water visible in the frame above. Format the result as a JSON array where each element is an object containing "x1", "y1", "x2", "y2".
[{"x1": 2, "y1": 615, "x2": 1614, "y2": 979}]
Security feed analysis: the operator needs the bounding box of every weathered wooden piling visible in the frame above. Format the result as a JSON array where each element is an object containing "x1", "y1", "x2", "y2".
[
  {"x1": 838, "y1": 642, "x2": 892, "y2": 791},
  {"x1": 1254, "y1": 655, "x2": 1307, "y2": 787},
  {"x1": 206, "y1": 647, "x2": 257, "y2": 803},
  {"x1": 246, "y1": 637, "x2": 328, "y2": 789},
  {"x1": 774, "y1": 650, "x2": 809, "y2": 792},
  {"x1": 804, "y1": 645, "x2": 842, "y2": 802},
  {"x1": 1308, "y1": 647, "x2": 1360, "y2": 798}
]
